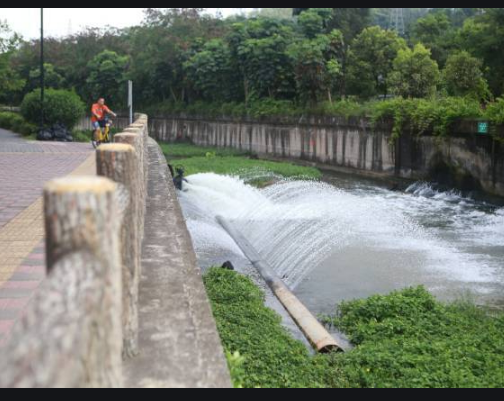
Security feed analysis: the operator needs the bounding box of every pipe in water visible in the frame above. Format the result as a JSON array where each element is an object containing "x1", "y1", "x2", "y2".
[{"x1": 217, "y1": 216, "x2": 342, "y2": 353}]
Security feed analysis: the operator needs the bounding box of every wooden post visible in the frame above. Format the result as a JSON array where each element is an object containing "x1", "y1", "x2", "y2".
[
  {"x1": 124, "y1": 122, "x2": 149, "y2": 187},
  {"x1": 96, "y1": 144, "x2": 141, "y2": 358},
  {"x1": 0, "y1": 177, "x2": 123, "y2": 388},
  {"x1": 115, "y1": 133, "x2": 145, "y2": 240},
  {"x1": 44, "y1": 177, "x2": 123, "y2": 386}
]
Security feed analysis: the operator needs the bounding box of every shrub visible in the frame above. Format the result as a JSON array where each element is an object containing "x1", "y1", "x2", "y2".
[
  {"x1": 204, "y1": 268, "x2": 332, "y2": 388},
  {"x1": 21, "y1": 89, "x2": 86, "y2": 130},
  {"x1": 0, "y1": 111, "x2": 37, "y2": 136},
  {"x1": 485, "y1": 98, "x2": 504, "y2": 126},
  {"x1": 327, "y1": 286, "x2": 504, "y2": 388},
  {"x1": 372, "y1": 97, "x2": 483, "y2": 140}
]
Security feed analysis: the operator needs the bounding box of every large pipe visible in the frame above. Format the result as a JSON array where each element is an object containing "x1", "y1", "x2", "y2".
[{"x1": 216, "y1": 216, "x2": 341, "y2": 353}]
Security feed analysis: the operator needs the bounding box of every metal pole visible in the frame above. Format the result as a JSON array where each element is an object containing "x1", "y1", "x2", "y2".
[
  {"x1": 128, "y1": 80, "x2": 133, "y2": 125},
  {"x1": 40, "y1": 8, "x2": 45, "y2": 130},
  {"x1": 217, "y1": 216, "x2": 342, "y2": 353}
]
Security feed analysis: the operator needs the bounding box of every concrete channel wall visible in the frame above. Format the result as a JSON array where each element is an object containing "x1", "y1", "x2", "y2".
[{"x1": 144, "y1": 115, "x2": 504, "y2": 197}]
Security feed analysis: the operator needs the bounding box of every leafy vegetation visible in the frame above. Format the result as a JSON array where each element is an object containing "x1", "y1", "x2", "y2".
[
  {"x1": 0, "y1": 20, "x2": 24, "y2": 105},
  {"x1": 2, "y1": 9, "x2": 503, "y2": 107},
  {"x1": 3, "y1": 8, "x2": 504, "y2": 139},
  {"x1": 326, "y1": 287, "x2": 504, "y2": 388},
  {"x1": 203, "y1": 268, "x2": 333, "y2": 388},
  {"x1": 205, "y1": 268, "x2": 504, "y2": 388},
  {"x1": 442, "y1": 51, "x2": 491, "y2": 101},
  {"x1": 86, "y1": 50, "x2": 129, "y2": 107},
  {"x1": 347, "y1": 26, "x2": 407, "y2": 99},
  {"x1": 371, "y1": 97, "x2": 484, "y2": 140},
  {"x1": 0, "y1": 111, "x2": 36, "y2": 136},
  {"x1": 388, "y1": 44, "x2": 441, "y2": 99},
  {"x1": 486, "y1": 98, "x2": 504, "y2": 126},
  {"x1": 20, "y1": 88, "x2": 85, "y2": 129}
]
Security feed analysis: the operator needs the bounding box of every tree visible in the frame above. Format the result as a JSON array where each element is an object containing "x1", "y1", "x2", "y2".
[
  {"x1": 288, "y1": 30, "x2": 344, "y2": 105},
  {"x1": 0, "y1": 20, "x2": 21, "y2": 53},
  {"x1": 347, "y1": 26, "x2": 407, "y2": 99},
  {"x1": 27, "y1": 63, "x2": 65, "y2": 92},
  {"x1": 443, "y1": 51, "x2": 490, "y2": 101},
  {"x1": 249, "y1": 9, "x2": 294, "y2": 20},
  {"x1": 458, "y1": 8, "x2": 504, "y2": 97},
  {"x1": 184, "y1": 39, "x2": 240, "y2": 102},
  {"x1": 0, "y1": 21, "x2": 24, "y2": 104},
  {"x1": 298, "y1": 8, "x2": 332, "y2": 38},
  {"x1": 371, "y1": 8, "x2": 428, "y2": 35},
  {"x1": 294, "y1": 8, "x2": 371, "y2": 41},
  {"x1": 388, "y1": 44, "x2": 440, "y2": 98},
  {"x1": 129, "y1": 8, "x2": 227, "y2": 106},
  {"x1": 227, "y1": 18, "x2": 296, "y2": 103},
  {"x1": 411, "y1": 11, "x2": 456, "y2": 66},
  {"x1": 328, "y1": 8, "x2": 372, "y2": 42},
  {"x1": 86, "y1": 50, "x2": 129, "y2": 107}
]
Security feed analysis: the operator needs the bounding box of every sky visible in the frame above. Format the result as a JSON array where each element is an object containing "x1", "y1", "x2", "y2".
[{"x1": 0, "y1": 8, "x2": 251, "y2": 40}]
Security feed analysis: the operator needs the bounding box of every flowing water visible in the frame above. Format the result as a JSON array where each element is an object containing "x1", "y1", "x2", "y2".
[{"x1": 179, "y1": 171, "x2": 504, "y2": 315}]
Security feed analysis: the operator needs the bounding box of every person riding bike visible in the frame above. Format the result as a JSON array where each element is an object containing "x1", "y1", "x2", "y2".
[{"x1": 91, "y1": 98, "x2": 117, "y2": 148}]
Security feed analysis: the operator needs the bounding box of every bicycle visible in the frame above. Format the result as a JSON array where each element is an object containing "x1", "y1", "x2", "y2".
[{"x1": 92, "y1": 117, "x2": 113, "y2": 149}]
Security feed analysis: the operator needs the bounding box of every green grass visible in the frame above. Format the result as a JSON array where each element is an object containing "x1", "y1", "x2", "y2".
[
  {"x1": 72, "y1": 130, "x2": 93, "y2": 142},
  {"x1": 204, "y1": 268, "x2": 504, "y2": 388},
  {"x1": 160, "y1": 142, "x2": 250, "y2": 159},
  {"x1": 178, "y1": 156, "x2": 320, "y2": 184},
  {"x1": 161, "y1": 142, "x2": 321, "y2": 186}
]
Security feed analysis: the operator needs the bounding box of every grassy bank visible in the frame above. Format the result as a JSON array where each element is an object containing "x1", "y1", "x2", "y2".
[
  {"x1": 204, "y1": 268, "x2": 504, "y2": 388},
  {"x1": 204, "y1": 268, "x2": 333, "y2": 388},
  {"x1": 161, "y1": 142, "x2": 322, "y2": 186},
  {"x1": 327, "y1": 287, "x2": 504, "y2": 388}
]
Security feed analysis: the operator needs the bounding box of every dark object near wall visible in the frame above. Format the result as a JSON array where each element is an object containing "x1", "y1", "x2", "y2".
[
  {"x1": 37, "y1": 123, "x2": 73, "y2": 142},
  {"x1": 172, "y1": 166, "x2": 188, "y2": 191},
  {"x1": 221, "y1": 261, "x2": 235, "y2": 271}
]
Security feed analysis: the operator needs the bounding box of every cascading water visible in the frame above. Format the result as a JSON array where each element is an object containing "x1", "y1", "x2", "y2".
[{"x1": 179, "y1": 172, "x2": 504, "y2": 314}]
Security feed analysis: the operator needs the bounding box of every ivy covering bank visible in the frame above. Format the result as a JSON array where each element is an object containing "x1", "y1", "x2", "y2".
[{"x1": 204, "y1": 268, "x2": 504, "y2": 389}]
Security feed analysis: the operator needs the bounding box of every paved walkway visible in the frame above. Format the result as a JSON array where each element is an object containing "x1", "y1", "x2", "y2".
[{"x1": 0, "y1": 128, "x2": 95, "y2": 346}]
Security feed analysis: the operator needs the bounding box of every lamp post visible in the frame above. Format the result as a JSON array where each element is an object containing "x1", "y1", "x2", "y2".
[{"x1": 40, "y1": 8, "x2": 45, "y2": 133}]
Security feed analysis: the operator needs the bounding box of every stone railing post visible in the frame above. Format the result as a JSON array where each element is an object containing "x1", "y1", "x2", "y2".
[
  {"x1": 96, "y1": 144, "x2": 141, "y2": 358},
  {"x1": 115, "y1": 132, "x2": 146, "y2": 239},
  {"x1": 44, "y1": 177, "x2": 123, "y2": 387},
  {"x1": 123, "y1": 120, "x2": 149, "y2": 189},
  {"x1": 0, "y1": 177, "x2": 123, "y2": 388}
]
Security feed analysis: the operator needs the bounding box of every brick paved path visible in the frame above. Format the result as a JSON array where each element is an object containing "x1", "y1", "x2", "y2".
[{"x1": 0, "y1": 128, "x2": 95, "y2": 347}]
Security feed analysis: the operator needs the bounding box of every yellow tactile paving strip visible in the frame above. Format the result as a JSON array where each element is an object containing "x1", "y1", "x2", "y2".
[{"x1": 0, "y1": 153, "x2": 96, "y2": 286}]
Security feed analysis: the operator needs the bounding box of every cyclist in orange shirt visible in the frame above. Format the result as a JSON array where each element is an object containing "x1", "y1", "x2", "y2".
[{"x1": 91, "y1": 98, "x2": 117, "y2": 147}]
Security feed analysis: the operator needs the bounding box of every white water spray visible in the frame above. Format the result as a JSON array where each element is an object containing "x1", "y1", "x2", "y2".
[{"x1": 180, "y1": 173, "x2": 504, "y2": 293}]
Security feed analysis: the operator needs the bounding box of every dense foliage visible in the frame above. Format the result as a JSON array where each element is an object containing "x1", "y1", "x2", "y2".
[
  {"x1": 204, "y1": 268, "x2": 504, "y2": 388},
  {"x1": 327, "y1": 287, "x2": 504, "y2": 388},
  {"x1": 21, "y1": 89, "x2": 86, "y2": 129},
  {"x1": 0, "y1": 111, "x2": 36, "y2": 136},
  {"x1": 203, "y1": 268, "x2": 333, "y2": 388},
  {"x1": 2, "y1": 8, "x2": 504, "y2": 138}
]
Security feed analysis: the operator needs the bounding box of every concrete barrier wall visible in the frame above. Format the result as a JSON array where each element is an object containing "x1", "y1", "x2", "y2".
[{"x1": 149, "y1": 115, "x2": 504, "y2": 197}]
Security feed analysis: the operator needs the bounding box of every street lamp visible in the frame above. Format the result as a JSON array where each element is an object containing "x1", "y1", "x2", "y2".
[{"x1": 40, "y1": 8, "x2": 45, "y2": 133}]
